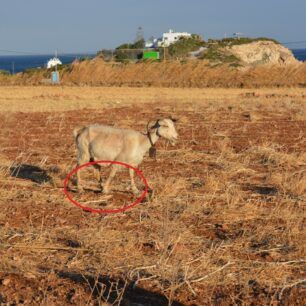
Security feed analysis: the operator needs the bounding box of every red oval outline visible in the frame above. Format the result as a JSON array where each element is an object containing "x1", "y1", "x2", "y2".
[{"x1": 63, "y1": 160, "x2": 149, "y2": 214}]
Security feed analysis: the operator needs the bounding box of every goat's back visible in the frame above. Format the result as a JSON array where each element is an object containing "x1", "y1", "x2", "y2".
[{"x1": 80, "y1": 124, "x2": 143, "y2": 163}]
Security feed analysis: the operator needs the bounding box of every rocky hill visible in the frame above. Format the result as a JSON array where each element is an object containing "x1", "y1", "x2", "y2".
[
  {"x1": 198, "y1": 38, "x2": 299, "y2": 67},
  {"x1": 0, "y1": 39, "x2": 304, "y2": 87},
  {"x1": 225, "y1": 40, "x2": 298, "y2": 66}
]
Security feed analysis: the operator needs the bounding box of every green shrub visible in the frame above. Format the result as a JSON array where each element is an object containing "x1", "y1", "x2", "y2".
[
  {"x1": 114, "y1": 49, "x2": 143, "y2": 62},
  {"x1": 23, "y1": 67, "x2": 42, "y2": 75},
  {"x1": 116, "y1": 39, "x2": 145, "y2": 50},
  {"x1": 115, "y1": 50, "x2": 130, "y2": 62},
  {"x1": 209, "y1": 37, "x2": 280, "y2": 48},
  {"x1": 0, "y1": 69, "x2": 10, "y2": 75},
  {"x1": 199, "y1": 36, "x2": 279, "y2": 65},
  {"x1": 56, "y1": 64, "x2": 72, "y2": 72},
  {"x1": 167, "y1": 36, "x2": 206, "y2": 58},
  {"x1": 77, "y1": 56, "x2": 91, "y2": 62},
  {"x1": 200, "y1": 47, "x2": 239, "y2": 64},
  {"x1": 112, "y1": 38, "x2": 145, "y2": 61}
]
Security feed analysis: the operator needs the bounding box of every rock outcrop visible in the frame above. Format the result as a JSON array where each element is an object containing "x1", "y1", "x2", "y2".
[{"x1": 226, "y1": 41, "x2": 299, "y2": 66}]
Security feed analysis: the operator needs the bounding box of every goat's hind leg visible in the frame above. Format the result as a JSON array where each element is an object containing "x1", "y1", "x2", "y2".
[
  {"x1": 93, "y1": 164, "x2": 103, "y2": 190},
  {"x1": 129, "y1": 168, "x2": 140, "y2": 195},
  {"x1": 76, "y1": 154, "x2": 90, "y2": 192},
  {"x1": 76, "y1": 165, "x2": 84, "y2": 192}
]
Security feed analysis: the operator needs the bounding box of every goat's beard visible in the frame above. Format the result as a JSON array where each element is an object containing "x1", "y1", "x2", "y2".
[{"x1": 168, "y1": 139, "x2": 177, "y2": 146}]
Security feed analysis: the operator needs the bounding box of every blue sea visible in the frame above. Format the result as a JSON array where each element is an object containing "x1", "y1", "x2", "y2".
[
  {"x1": 0, "y1": 53, "x2": 95, "y2": 74},
  {"x1": 292, "y1": 49, "x2": 306, "y2": 62},
  {"x1": 0, "y1": 50, "x2": 305, "y2": 74}
]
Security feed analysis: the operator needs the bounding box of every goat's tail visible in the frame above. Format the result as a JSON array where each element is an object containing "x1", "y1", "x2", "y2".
[{"x1": 73, "y1": 126, "x2": 86, "y2": 143}]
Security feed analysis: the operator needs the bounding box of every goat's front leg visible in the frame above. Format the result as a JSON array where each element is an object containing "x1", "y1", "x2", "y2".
[
  {"x1": 103, "y1": 165, "x2": 118, "y2": 194},
  {"x1": 76, "y1": 165, "x2": 84, "y2": 192},
  {"x1": 129, "y1": 168, "x2": 140, "y2": 195}
]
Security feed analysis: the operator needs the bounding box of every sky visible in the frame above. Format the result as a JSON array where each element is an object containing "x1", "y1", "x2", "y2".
[{"x1": 0, "y1": 0, "x2": 305, "y2": 55}]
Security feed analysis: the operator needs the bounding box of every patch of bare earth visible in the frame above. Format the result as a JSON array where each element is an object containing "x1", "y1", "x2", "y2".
[{"x1": 0, "y1": 87, "x2": 305, "y2": 305}]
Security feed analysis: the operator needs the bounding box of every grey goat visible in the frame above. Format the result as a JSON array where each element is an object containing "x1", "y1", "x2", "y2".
[{"x1": 73, "y1": 118, "x2": 178, "y2": 194}]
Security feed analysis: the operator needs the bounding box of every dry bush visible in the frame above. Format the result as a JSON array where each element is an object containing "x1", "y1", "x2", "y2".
[
  {"x1": 271, "y1": 170, "x2": 306, "y2": 197},
  {"x1": 1, "y1": 60, "x2": 306, "y2": 88}
]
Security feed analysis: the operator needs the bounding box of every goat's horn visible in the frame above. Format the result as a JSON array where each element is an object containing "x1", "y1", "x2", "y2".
[{"x1": 146, "y1": 120, "x2": 154, "y2": 133}]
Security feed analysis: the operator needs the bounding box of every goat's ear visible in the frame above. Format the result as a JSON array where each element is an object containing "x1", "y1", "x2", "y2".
[
  {"x1": 149, "y1": 119, "x2": 160, "y2": 129},
  {"x1": 151, "y1": 120, "x2": 160, "y2": 129}
]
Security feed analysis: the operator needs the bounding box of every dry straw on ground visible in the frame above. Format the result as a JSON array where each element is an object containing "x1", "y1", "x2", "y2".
[{"x1": 0, "y1": 86, "x2": 305, "y2": 305}]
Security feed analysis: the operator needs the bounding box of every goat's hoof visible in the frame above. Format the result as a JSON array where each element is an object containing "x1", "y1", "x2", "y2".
[
  {"x1": 101, "y1": 194, "x2": 113, "y2": 201},
  {"x1": 148, "y1": 188, "x2": 154, "y2": 199},
  {"x1": 102, "y1": 189, "x2": 110, "y2": 195},
  {"x1": 132, "y1": 188, "x2": 140, "y2": 195}
]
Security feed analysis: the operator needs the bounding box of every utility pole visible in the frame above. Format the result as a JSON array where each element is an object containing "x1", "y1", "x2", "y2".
[
  {"x1": 11, "y1": 62, "x2": 15, "y2": 75},
  {"x1": 135, "y1": 26, "x2": 144, "y2": 43},
  {"x1": 234, "y1": 32, "x2": 243, "y2": 40},
  {"x1": 55, "y1": 49, "x2": 58, "y2": 72}
]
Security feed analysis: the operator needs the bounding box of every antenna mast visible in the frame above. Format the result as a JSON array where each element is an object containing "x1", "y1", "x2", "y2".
[{"x1": 135, "y1": 26, "x2": 144, "y2": 43}]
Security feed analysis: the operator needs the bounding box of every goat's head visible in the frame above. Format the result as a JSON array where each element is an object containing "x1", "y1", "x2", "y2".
[{"x1": 149, "y1": 118, "x2": 178, "y2": 145}]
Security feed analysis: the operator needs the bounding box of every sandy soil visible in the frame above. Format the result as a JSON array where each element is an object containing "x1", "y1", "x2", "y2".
[{"x1": 0, "y1": 86, "x2": 305, "y2": 305}]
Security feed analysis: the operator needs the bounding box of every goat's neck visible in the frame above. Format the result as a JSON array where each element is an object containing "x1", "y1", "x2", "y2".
[
  {"x1": 141, "y1": 129, "x2": 159, "y2": 153},
  {"x1": 147, "y1": 129, "x2": 159, "y2": 146}
]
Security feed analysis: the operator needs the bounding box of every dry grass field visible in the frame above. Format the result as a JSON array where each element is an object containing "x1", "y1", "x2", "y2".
[
  {"x1": 1, "y1": 60, "x2": 306, "y2": 88},
  {"x1": 0, "y1": 86, "x2": 305, "y2": 305}
]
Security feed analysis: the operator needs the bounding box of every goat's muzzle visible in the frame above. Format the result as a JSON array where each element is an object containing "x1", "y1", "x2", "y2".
[{"x1": 170, "y1": 136, "x2": 178, "y2": 146}]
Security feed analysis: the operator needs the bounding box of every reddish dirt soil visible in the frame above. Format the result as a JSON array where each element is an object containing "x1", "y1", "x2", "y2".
[{"x1": 0, "y1": 96, "x2": 305, "y2": 305}]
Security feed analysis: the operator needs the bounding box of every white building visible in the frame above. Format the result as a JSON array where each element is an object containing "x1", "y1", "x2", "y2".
[
  {"x1": 145, "y1": 29, "x2": 192, "y2": 48},
  {"x1": 158, "y1": 29, "x2": 192, "y2": 47},
  {"x1": 145, "y1": 38, "x2": 159, "y2": 48},
  {"x1": 47, "y1": 57, "x2": 62, "y2": 69}
]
